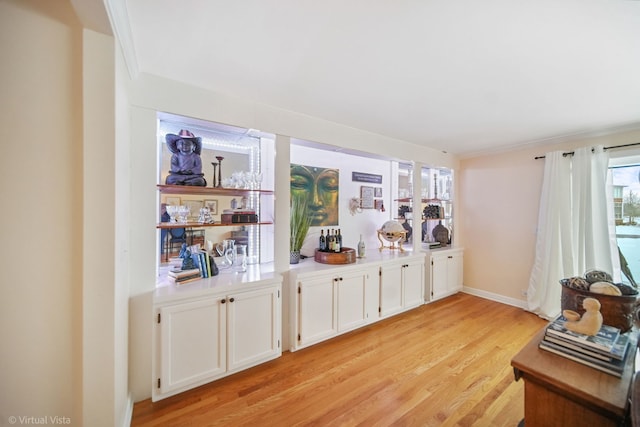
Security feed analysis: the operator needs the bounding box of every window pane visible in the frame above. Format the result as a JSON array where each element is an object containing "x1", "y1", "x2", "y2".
[{"x1": 611, "y1": 165, "x2": 640, "y2": 285}]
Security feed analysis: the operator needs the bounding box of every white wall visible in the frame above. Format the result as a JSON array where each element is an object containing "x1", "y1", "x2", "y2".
[
  {"x1": 0, "y1": 2, "x2": 131, "y2": 425},
  {"x1": 0, "y1": 0, "x2": 83, "y2": 423},
  {"x1": 459, "y1": 128, "x2": 640, "y2": 306},
  {"x1": 82, "y1": 27, "x2": 123, "y2": 426},
  {"x1": 291, "y1": 144, "x2": 393, "y2": 255}
]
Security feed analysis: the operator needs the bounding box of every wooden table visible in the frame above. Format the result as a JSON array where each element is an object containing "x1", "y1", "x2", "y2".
[{"x1": 511, "y1": 328, "x2": 637, "y2": 427}]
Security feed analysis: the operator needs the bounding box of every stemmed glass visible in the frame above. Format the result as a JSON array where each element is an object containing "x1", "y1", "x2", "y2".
[
  {"x1": 176, "y1": 205, "x2": 190, "y2": 223},
  {"x1": 166, "y1": 205, "x2": 178, "y2": 223}
]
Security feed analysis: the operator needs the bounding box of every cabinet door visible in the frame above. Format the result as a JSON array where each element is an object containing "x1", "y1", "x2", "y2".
[
  {"x1": 403, "y1": 261, "x2": 424, "y2": 309},
  {"x1": 227, "y1": 286, "x2": 281, "y2": 372},
  {"x1": 158, "y1": 297, "x2": 226, "y2": 396},
  {"x1": 337, "y1": 271, "x2": 368, "y2": 332},
  {"x1": 298, "y1": 276, "x2": 337, "y2": 347},
  {"x1": 447, "y1": 251, "x2": 464, "y2": 292},
  {"x1": 380, "y1": 263, "x2": 404, "y2": 318},
  {"x1": 430, "y1": 254, "x2": 449, "y2": 300}
]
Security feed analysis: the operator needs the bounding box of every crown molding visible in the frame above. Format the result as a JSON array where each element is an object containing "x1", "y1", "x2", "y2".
[
  {"x1": 459, "y1": 121, "x2": 640, "y2": 160},
  {"x1": 104, "y1": 0, "x2": 139, "y2": 80}
]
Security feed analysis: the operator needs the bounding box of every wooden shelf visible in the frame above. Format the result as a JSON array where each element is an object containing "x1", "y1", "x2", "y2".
[
  {"x1": 158, "y1": 184, "x2": 274, "y2": 196},
  {"x1": 157, "y1": 221, "x2": 273, "y2": 229}
]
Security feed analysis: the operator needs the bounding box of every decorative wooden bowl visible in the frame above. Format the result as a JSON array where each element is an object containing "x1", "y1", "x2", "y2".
[
  {"x1": 314, "y1": 247, "x2": 357, "y2": 264},
  {"x1": 561, "y1": 282, "x2": 639, "y2": 333}
]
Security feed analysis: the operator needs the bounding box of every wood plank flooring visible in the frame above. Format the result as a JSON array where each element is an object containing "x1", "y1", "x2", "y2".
[{"x1": 132, "y1": 293, "x2": 547, "y2": 427}]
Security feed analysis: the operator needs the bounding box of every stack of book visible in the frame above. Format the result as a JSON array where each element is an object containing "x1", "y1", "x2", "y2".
[
  {"x1": 539, "y1": 316, "x2": 631, "y2": 377},
  {"x1": 191, "y1": 250, "x2": 216, "y2": 278},
  {"x1": 221, "y1": 209, "x2": 258, "y2": 224},
  {"x1": 167, "y1": 268, "x2": 202, "y2": 285}
]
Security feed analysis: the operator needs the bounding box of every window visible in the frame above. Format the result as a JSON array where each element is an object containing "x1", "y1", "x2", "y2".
[{"x1": 611, "y1": 164, "x2": 640, "y2": 286}]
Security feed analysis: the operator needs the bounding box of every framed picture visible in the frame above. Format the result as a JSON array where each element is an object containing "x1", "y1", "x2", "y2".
[
  {"x1": 184, "y1": 200, "x2": 203, "y2": 218},
  {"x1": 290, "y1": 163, "x2": 340, "y2": 226},
  {"x1": 204, "y1": 199, "x2": 218, "y2": 215},
  {"x1": 165, "y1": 196, "x2": 181, "y2": 206},
  {"x1": 374, "y1": 187, "x2": 382, "y2": 197},
  {"x1": 360, "y1": 186, "x2": 375, "y2": 209}
]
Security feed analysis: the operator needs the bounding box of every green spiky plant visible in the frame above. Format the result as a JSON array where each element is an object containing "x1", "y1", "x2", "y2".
[{"x1": 290, "y1": 194, "x2": 313, "y2": 253}]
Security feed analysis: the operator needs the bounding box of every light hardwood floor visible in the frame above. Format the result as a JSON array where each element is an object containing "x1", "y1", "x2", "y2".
[{"x1": 132, "y1": 293, "x2": 547, "y2": 426}]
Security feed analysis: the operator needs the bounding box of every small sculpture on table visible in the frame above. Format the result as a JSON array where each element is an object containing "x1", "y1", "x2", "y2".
[
  {"x1": 165, "y1": 129, "x2": 207, "y2": 186},
  {"x1": 563, "y1": 297, "x2": 603, "y2": 336}
]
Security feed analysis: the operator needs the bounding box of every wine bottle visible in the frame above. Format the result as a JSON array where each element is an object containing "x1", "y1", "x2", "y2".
[
  {"x1": 337, "y1": 229, "x2": 343, "y2": 249},
  {"x1": 319, "y1": 229, "x2": 326, "y2": 251},
  {"x1": 358, "y1": 234, "x2": 365, "y2": 258},
  {"x1": 334, "y1": 229, "x2": 341, "y2": 252},
  {"x1": 327, "y1": 229, "x2": 334, "y2": 252}
]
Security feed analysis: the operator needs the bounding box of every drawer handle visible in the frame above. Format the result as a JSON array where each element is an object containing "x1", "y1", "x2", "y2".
[
  {"x1": 221, "y1": 299, "x2": 226, "y2": 304},
  {"x1": 229, "y1": 297, "x2": 235, "y2": 303}
]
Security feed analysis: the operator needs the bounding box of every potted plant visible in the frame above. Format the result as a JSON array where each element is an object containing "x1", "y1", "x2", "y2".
[{"x1": 290, "y1": 194, "x2": 312, "y2": 264}]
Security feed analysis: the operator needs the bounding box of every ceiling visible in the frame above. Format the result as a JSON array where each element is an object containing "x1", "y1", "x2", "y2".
[{"x1": 81, "y1": 0, "x2": 640, "y2": 157}]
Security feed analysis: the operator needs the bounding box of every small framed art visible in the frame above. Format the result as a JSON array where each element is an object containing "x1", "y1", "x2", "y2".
[{"x1": 204, "y1": 199, "x2": 218, "y2": 215}]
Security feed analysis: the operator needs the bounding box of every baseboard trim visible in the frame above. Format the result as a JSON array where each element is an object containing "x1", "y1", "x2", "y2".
[{"x1": 462, "y1": 287, "x2": 528, "y2": 310}]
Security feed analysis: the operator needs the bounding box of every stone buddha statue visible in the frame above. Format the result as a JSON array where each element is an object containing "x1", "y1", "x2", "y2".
[{"x1": 165, "y1": 129, "x2": 207, "y2": 186}]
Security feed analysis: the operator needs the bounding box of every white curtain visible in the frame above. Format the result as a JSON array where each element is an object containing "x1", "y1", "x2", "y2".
[{"x1": 527, "y1": 146, "x2": 620, "y2": 319}]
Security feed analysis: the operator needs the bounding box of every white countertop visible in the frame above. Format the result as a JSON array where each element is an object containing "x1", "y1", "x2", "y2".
[
  {"x1": 154, "y1": 262, "x2": 281, "y2": 304},
  {"x1": 289, "y1": 248, "x2": 425, "y2": 275}
]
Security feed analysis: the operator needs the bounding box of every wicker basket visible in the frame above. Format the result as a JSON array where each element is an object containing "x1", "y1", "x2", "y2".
[{"x1": 560, "y1": 282, "x2": 639, "y2": 333}]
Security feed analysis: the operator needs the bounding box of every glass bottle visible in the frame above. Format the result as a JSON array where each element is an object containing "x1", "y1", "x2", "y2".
[
  {"x1": 358, "y1": 234, "x2": 366, "y2": 258},
  {"x1": 327, "y1": 229, "x2": 335, "y2": 252},
  {"x1": 319, "y1": 229, "x2": 326, "y2": 251}
]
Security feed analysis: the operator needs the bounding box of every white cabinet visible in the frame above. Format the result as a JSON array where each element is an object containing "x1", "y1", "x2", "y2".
[
  {"x1": 153, "y1": 280, "x2": 281, "y2": 401},
  {"x1": 337, "y1": 269, "x2": 377, "y2": 332},
  {"x1": 291, "y1": 254, "x2": 425, "y2": 351},
  {"x1": 227, "y1": 286, "x2": 281, "y2": 371},
  {"x1": 379, "y1": 256, "x2": 425, "y2": 318},
  {"x1": 428, "y1": 248, "x2": 463, "y2": 301},
  {"x1": 297, "y1": 274, "x2": 337, "y2": 347},
  {"x1": 293, "y1": 265, "x2": 379, "y2": 351},
  {"x1": 157, "y1": 297, "x2": 226, "y2": 397}
]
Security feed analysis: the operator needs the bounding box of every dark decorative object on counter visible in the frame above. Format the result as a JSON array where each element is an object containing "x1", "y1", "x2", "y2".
[
  {"x1": 209, "y1": 255, "x2": 219, "y2": 276},
  {"x1": 166, "y1": 129, "x2": 207, "y2": 186},
  {"x1": 402, "y1": 221, "x2": 412, "y2": 241},
  {"x1": 432, "y1": 221, "x2": 449, "y2": 246},
  {"x1": 179, "y1": 244, "x2": 196, "y2": 270}
]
